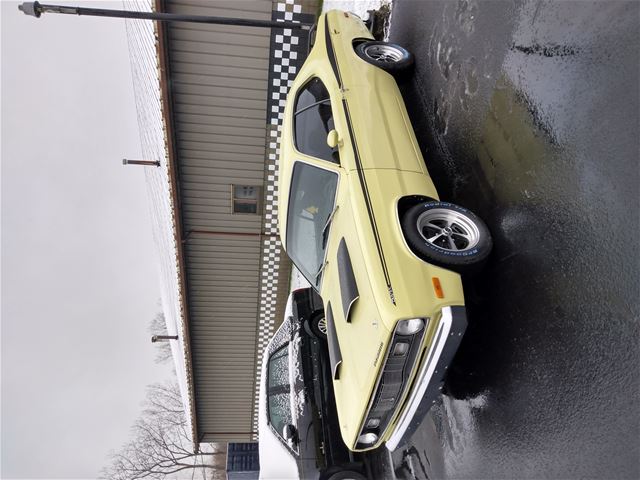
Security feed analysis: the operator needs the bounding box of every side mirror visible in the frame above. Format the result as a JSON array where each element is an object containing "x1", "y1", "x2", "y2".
[
  {"x1": 326, "y1": 129, "x2": 342, "y2": 149},
  {"x1": 282, "y1": 424, "x2": 298, "y2": 447}
]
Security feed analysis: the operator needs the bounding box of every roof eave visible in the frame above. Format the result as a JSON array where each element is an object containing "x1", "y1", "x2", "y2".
[{"x1": 154, "y1": 0, "x2": 199, "y2": 452}]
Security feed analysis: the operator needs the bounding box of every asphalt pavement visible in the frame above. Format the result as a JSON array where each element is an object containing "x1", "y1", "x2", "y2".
[{"x1": 369, "y1": 1, "x2": 640, "y2": 479}]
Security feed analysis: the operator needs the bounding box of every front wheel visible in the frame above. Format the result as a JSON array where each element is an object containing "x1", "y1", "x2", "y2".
[
  {"x1": 355, "y1": 41, "x2": 414, "y2": 73},
  {"x1": 401, "y1": 201, "x2": 492, "y2": 274}
]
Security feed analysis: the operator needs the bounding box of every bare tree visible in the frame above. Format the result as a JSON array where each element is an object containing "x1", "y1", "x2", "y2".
[
  {"x1": 148, "y1": 311, "x2": 173, "y2": 365},
  {"x1": 102, "y1": 382, "x2": 226, "y2": 480}
]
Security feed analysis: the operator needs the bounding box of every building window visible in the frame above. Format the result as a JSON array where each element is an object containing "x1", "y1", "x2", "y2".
[{"x1": 232, "y1": 185, "x2": 261, "y2": 214}]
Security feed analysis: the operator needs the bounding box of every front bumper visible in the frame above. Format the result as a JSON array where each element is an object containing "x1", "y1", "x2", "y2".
[{"x1": 385, "y1": 306, "x2": 468, "y2": 451}]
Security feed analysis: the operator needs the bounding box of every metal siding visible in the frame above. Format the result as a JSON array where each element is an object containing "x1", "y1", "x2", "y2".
[
  {"x1": 172, "y1": 90, "x2": 266, "y2": 109},
  {"x1": 178, "y1": 142, "x2": 265, "y2": 155},
  {"x1": 174, "y1": 103, "x2": 266, "y2": 120},
  {"x1": 158, "y1": 0, "x2": 318, "y2": 442},
  {"x1": 183, "y1": 232, "x2": 262, "y2": 438},
  {"x1": 171, "y1": 0, "x2": 271, "y2": 431}
]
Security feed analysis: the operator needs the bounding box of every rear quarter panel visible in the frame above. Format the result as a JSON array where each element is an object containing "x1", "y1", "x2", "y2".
[{"x1": 326, "y1": 11, "x2": 427, "y2": 174}]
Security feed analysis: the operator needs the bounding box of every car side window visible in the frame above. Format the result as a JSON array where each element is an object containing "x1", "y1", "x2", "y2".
[
  {"x1": 293, "y1": 78, "x2": 339, "y2": 164},
  {"x1": 286, "y1": 162, "x2": 339, "y2": 288},
  {"x1": 267, "y1": 346, "x2": 293, "y2": 441}
]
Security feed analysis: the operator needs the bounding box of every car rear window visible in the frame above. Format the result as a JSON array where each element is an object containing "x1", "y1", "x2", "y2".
[{"x1": 293, "y1": 78, "x2": 338, "y2": 164}]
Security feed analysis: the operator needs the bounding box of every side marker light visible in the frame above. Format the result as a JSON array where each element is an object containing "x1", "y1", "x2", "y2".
[{"x1": 432, "y1": 277, "x2": 444, "y2": 298}]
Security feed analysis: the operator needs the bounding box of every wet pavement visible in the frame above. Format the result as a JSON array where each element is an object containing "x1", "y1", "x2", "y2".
[{"x1": 369, "y1": 1, "x2": 640, "y2": 479}]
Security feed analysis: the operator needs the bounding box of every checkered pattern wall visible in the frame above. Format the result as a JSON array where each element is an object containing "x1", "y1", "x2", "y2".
[{"x1": 251, "y1": 1, "x2": 317, "y2": 437}]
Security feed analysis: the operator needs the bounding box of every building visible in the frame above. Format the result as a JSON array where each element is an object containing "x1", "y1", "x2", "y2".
[
  {"x1": 125, "y1": 0, "x2": 319, "y2": 449},
  {"x1": 226, "y1": 442, "x2": 260, "y2": 480}
]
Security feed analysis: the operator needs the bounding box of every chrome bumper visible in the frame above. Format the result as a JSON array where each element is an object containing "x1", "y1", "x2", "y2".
[{"x1": 385, "y1": 305, "x2": 468, "y2": 451}]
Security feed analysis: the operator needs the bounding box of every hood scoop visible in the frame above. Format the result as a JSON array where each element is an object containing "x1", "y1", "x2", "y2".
[
  {"x1": 326, "y1": 302, "x2": 343, "y2": 380},
  {"x1": 337, "y1": 238, "x2": 359, "y2": 323}
]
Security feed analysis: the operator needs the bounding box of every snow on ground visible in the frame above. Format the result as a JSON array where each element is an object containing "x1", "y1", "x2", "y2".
[
  {"x1": 289, "y1": 266, "x2": 312, "y2": 291},
  {"x1": 322, "y1": 0, "x2": 390, "y2": 17}
]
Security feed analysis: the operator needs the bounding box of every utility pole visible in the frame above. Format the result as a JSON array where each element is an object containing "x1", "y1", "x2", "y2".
[{"x1": 18, "y1": 2, "x2": 312, "y2": 29}]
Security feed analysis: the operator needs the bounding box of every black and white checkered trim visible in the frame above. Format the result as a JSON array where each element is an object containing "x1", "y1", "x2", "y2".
[{"x1": 251, "y1": 0, "x2": 314, "y2": 437}]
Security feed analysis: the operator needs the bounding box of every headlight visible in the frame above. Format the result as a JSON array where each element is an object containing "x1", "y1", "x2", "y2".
[
  {"x1": 365, "y1": 418, "x2": 380, "y2": 428},
  {"x1": 396, "y1": 318, "x2": 424, "y2": 335},
  {"x1": 392, "y1": 342, "x2": 410, "y2": 357},
  {"x1": 357, "y1": 432, "x2": 378, "y2": 446}
]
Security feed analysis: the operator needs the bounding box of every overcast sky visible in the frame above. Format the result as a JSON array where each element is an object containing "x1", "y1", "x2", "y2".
[{"x1": 1, "y1": 2, "x2": 174, "y2": 478}]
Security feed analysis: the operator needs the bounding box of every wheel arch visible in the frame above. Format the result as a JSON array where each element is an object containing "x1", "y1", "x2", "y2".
[
  {"x1": 397, "y1": 195, "x2": 438, "y2": 221},
  {"x1": 396, "y1": 195, "x2": 439, "y2": 263},
  {"x1": 351, "y1": 37, "x2": 373, "y2": 49}
]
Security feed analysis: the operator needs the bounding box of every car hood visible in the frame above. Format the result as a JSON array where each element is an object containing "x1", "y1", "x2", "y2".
[{"x1": 318, "y1": 192, "x2": 394, "y2": 448}]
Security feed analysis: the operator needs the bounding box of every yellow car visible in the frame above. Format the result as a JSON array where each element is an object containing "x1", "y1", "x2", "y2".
[{"x1": 278, "y1": 10, "x2": 492, "y2": 452}]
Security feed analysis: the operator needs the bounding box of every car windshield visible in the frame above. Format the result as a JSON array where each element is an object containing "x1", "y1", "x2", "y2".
[{"x1": 286, "y1": 162, "x2": 338, "y2": 288}]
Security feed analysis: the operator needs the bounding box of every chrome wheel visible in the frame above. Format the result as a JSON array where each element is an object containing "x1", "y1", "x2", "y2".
[
  {"x1": 362, "y1": 44, "x2": 405, "y2": 64},
  {"x1": 317, "y1": 316, "x2": 327, "y2": 336},
  {"x1": 355, "y1": 41, "x2": 414, "y2": 73},
  {"x1": 416, "y1": 208, "x2": 480, "y2": 252}
]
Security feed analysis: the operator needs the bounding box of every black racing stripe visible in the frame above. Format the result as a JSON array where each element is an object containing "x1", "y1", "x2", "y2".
[
  {"x1": 324, "y1": 14, "x2": 342, "y2": 87},
  {"x1": 324, "y1": 12, "x2": 395, "y2": 305},
  {"x1": 342, "y1": 99, "x2": 396, "y2": 305}
]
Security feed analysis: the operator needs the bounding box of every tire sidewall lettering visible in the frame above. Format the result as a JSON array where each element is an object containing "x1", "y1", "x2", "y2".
[{"x1": 423, "y1": 242, "x2": 481, "y2": 257}]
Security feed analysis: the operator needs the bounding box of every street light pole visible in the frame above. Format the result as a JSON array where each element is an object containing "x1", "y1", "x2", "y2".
[{"x1": 18, "y1": 1, "x2": 312, "y2": 30}]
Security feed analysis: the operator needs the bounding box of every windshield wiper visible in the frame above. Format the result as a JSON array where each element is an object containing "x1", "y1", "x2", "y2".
[
  {"x1": 314, "y1": 260, "x2": 328, "y2": 286},
  {"x1": 321, "y1": 205, "x2": 339, "y2": 249}
]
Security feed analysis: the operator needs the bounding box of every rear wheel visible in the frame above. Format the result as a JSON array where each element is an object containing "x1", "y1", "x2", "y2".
[
  {"x1": 308, "y1": 311, "x2": 327, "y2": 340},
  {"x1": 401, "y1": 201, "x2": 492, "y2": 274},
  {"x1": 326, "y1": 471, "x2": 367, "y2": 480},
  {"x1": 355, "y1": 41, "x2": 414, "y2": 73}
]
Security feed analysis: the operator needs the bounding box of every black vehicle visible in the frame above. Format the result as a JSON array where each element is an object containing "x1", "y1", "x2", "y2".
[{"x1": 258, "y1": 288, "x2": 366, "y2": 480}]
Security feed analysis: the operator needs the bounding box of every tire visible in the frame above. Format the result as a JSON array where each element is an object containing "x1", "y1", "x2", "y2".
[
  {"x1": 326, "y1": 471, "x2": 367, "y2": 480},
  {"x1": 308, "y1": 311, "x2": 328, "y2": 340},
  {"x1": 355, "y1": 41, "x2": 414, "y2": 73},
  {"x1": 401, "y1": 201, "x2": 492, "y2": 274}
]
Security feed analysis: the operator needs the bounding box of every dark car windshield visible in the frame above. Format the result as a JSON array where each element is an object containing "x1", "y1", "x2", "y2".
[
  {"x1": 286, "y1": 162, "x2": 338, "y2": 288},
  {"x1": 267, "y1": 345, "x2": 293, "y2": 440}
]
